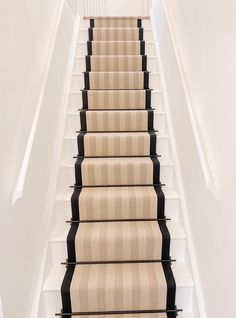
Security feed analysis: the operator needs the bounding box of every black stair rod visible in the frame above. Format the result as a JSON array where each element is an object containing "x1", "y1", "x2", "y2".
[
  {"x1": 66, "y1": 218, "x2": 171, "y2": 224},
  {"x1": 76, "y1": 130, "x2": 159, "y2": 133},
  {"x1": 80, "y1": 88, "x2": 154, "y2": 91},
  {"x1": 69, "y1": 183, "x2": 166, "y2": 189},
  {"x1": 61, "y1": 259, "x2": 176, "y2": 266},
  {"x1": 81, "y1": 71, "x2": 152, "y2": 74},
  {"x1": 78, "y1": 108, "x2": 156, "y2": 111},
  {"x1": 73, "y1": 154, "x2": 162, "y2": 159},
  {"x1": 56, "y1": 309, "x2": 183, "y2": 316}
]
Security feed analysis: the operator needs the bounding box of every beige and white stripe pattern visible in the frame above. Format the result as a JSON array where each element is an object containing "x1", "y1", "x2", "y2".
[
  {"x1": 91, "y1": 41, "x2": 141, "y2": 55},
  {"x1": 83, "y1": 132, "x2": 151, "y2": 156},
  {"x1": 81, "y1": 157, "x2": 153, "y2": 186},
  {"x1": 61, "y1": 16, "x2": 176, "y2": 317},
  {"x1": 89, "y1": 55, "x2": 144, "y2": 71},
  {"x1": 75, "y1": 221, "x2": 163, "y2": 261},
  {"x1": 86, "y1": 90, "x2": 147, "y2": 109},
  {"x1": 92, "y1": 28, "x2": 140, "y2": 41},
  {"x1": 90, "y1": 17, "x2": 141, "y2": 28},
  {"x1": 86, "y1": 111, "x2": 148, "y2": 131},
  {"x1": 79, "y1": 186, "x2": 158, "y2": 221},
  {"x1": 87, "y1": 72, "x2": 145, "y2": 89},
  {"x1": 70, "y1": 263, "x2": 167, "y2": 312}
]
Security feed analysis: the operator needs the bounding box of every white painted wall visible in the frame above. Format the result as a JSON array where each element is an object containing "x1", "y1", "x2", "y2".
[
  {"x1": 0, "y1": 1, "x2": 75, "y2": 317},
  {"x1": 76, "y1": 0, "x2": 149, "y2": 16},
  {"x1": 152, "y1": 1, "x2": 236, "y2": 317},
  {"x1": 105, "y1": 0, "x2": 149, "y2": 16}
]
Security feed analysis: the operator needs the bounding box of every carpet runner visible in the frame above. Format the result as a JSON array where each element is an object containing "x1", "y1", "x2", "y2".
[{"x1": 60, "y1": 16, "x2": 177, "y2": 318}]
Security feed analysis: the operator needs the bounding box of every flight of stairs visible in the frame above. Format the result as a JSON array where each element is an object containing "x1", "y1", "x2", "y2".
[{"x1": 39, "y1": 17, "x2": 196, "y2": 318}]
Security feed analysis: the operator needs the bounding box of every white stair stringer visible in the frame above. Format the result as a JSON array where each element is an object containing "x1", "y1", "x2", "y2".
[{"x1": 39, "y1": 16, "x2": 198, "y2": 318}]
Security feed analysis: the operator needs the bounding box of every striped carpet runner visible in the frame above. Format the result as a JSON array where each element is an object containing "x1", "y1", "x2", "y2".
[{"x1": 60, "y1": 16, "x2": 177, "y2": 318}]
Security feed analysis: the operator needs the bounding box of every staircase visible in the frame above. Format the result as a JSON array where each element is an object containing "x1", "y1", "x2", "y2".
[{"x1": 39, "y1": 16, "x2": 196, "y2": 318}]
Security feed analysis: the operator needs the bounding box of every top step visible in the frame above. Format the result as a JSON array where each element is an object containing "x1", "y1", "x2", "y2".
[
  {"x1": 83, "y1": 16, "x2": 150, "y2": 19},
  {"x1": 83, "y1": 16, "x2": 150, "y2": 28}
]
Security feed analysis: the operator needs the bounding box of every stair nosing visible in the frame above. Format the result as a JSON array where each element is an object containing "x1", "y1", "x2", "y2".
[
  {"x1": 67, "y1": 110, "x2": 166, "y2": 115},
  {"x1": 42, "y1": 261, "x2": 194, "y2": 292},
  {"x1": 50, "y1": 220, "x2": 186, "y2": 243},
  {"x1": 55, "y1": 187, "x2": 179, "y2": 202},
  {"x1": 74, "y1": 55, "x2": 157, "y2": 59},
  {"x1": 77, "y1": 40, "x2": 156, "y2": 45},
  {"x1": 69, "y1": 89, "x2": 163, "y2": 94}
]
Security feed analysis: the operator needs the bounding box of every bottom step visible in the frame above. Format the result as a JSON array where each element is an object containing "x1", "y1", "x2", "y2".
[
  {"x1": 42, "y1": 262, "x2": 193, "y2": 318},
  {"x1": 61, "y1": 262, "x2": 175, "y2": 313}
]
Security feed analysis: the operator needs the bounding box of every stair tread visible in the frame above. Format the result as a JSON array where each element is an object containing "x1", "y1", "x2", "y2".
[
  {"x1": 55, "y1": 187, "x2": 179, "y2": 201},
  {"x1": 50, "y1": 221, "x2": 185, "y2": 243},
  {"x1": 66, "y1": 221, "x2": 168, "y2": 262},
  {"x1": 73, "y1": 157, "x2": 160, "y2": 186},
  {"x1": 82, "y1": 109, "x2": 153, "y2": 132},
  {"x1": 62, "y1": 262, "x2": 172, "y2": 312},
  {"x1": 64, "y1": 133, "x2": 169, "y2": 139},
  {"x1": 43, "y1": 262, "x2": 193, "y2": 292},
  {"x1": 61, "y1": 157, "x2": 173, "y2": 168}
]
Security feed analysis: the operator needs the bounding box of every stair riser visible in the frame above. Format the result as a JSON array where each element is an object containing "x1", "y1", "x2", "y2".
[
  {"x1": 62, "y1": 136, "x2": 171, "y2": 162},
  {"x1": 41, "y1": 293, "x2": 61, "y2": 318},
  {"x1": 76, "y1": 42, "x2": 156, "y2": 56},
  {"x1": 42, "y1": 285, "x2": 193, "y2": 318},
  {"x1": 175, "y1": 287, "x2": 193, "y2": 312},
  {"x1": 54, "y1": 194, "x2": 180, "y2": 224},
  {"x1": 56, "y1": 164, "x2": 175, "y2": 193},
  {"x1": 50, "y1": 236, "x2": 186, "y2": 264},
  {"x1": 73, "y1": 56, "x2": 158, "y2": 73},
  {"x1": 65, "y1": 112, "x2": 167, "y2": 134},
  {"x1": 78, "y1": 29, "x2": 153, "y2": 42},
  {"x1": 71, "y1": 73, "x2": 161, "y2": 91},
  {"x1": 68, "y1": 91, "x2": 164, "y2": 112}
]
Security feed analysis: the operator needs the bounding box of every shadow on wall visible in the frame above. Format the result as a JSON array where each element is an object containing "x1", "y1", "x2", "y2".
[
  {"x1": 151, "y1": 1, "x2": 236, "y2": 318},
  {"x1": 0, "y1": 1, "x2": 75, "y2": 317}
]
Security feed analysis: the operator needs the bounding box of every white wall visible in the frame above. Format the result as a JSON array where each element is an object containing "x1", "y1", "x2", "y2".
[
  {"x1": 76, "y1": 0, "x2": 149, "y2": 16},
  {"x1": 105, "y1": 0, "x2": 149, "y2": 16},
  {"x1": 0, "y1": 1, "x2": 74, "y2": 317},
  {"x1": 152, "y1": 0, "x2": 236, "y2": 317},
  {"x1": 0, "y1": 0, "x2": 59, "y2": 200}
]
